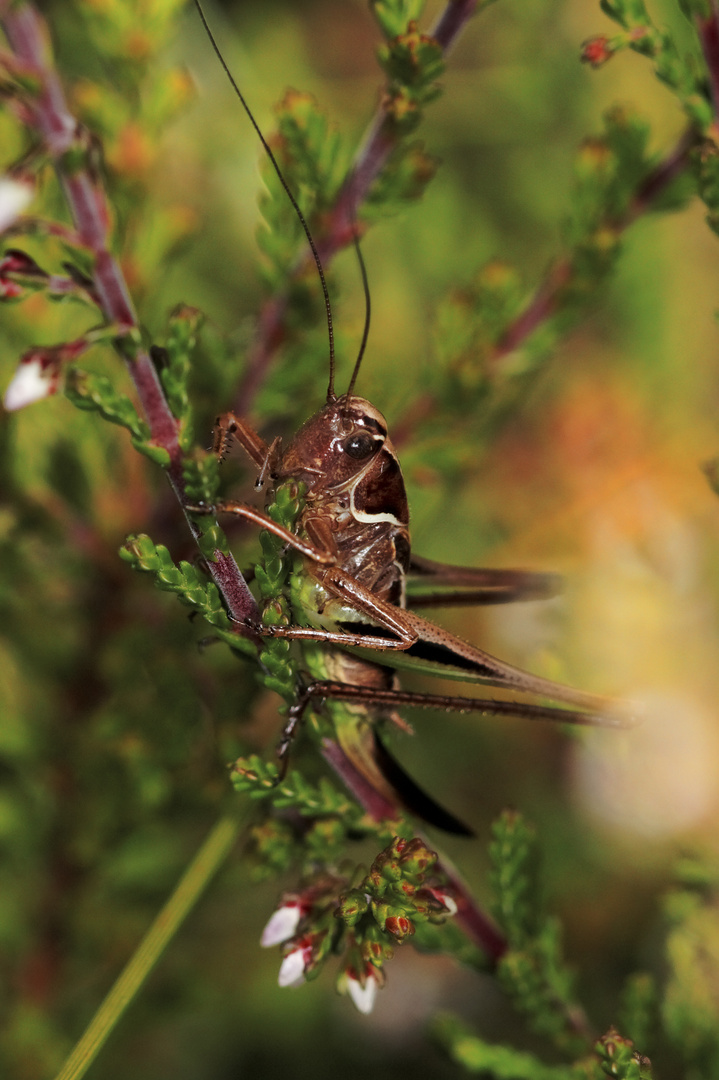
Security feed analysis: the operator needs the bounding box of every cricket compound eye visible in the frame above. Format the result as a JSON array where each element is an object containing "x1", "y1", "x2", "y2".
[{"x1": 342, "y1": 431, "x2": 378, "y2": 461}]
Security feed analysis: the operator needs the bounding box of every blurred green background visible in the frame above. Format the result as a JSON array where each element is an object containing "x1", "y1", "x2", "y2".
[{"x1": 3, "y1": 0, "x2": 719, "y2": 1076}]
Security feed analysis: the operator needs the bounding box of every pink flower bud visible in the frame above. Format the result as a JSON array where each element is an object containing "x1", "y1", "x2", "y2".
[
  {"x1": 581, "y1": 36, "x2": 613, "y2": 68},
  {"x1": 0, "y1": 250, "x2": 43, "y2": 276}
]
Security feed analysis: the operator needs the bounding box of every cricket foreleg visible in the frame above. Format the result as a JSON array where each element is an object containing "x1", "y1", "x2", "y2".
[
  {"x1": 212, "y1": 411, "x2": 274, "y2": 471},
  {"x1": 186, "y1": 501, "x2": 335, "y2": 564}
]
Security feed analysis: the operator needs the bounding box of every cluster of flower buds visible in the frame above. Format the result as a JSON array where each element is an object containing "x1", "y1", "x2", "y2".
[
  {"x1": 260, "y1": 837, "x2": 457, "y2": 1014},
  {"x1": 260, "y1": 874, "x2": 346, "y2": 991}
]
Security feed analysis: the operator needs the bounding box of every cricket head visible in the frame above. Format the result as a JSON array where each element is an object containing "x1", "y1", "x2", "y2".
[{"x1": 277, "y1": 395, "x2": 409, "y2": 527}]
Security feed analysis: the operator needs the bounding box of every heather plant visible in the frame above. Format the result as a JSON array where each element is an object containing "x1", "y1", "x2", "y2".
[{"x1": 2, "y1": 2, "x2": 719, "y2": 1079}]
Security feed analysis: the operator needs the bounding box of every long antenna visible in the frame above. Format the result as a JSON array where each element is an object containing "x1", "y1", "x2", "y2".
[
  {"x1": 345, "y1": 221, "x2": 371, "y2": 401},
  {"x1": 192, "y1": 0, "x2": 337, "y2": 399}
]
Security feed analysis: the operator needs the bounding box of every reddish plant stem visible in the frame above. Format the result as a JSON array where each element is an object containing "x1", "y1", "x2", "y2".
[
  {"x1": 322, "y1": 737, "x2": 507, "y2": 964},
  {"x1": 627, "y1": 126, "x2": 697, "y2": 220},
  {"x1": 233, "y1": 0, "x2": 487, "y2": 416},
  {"x1": 325, "y1": 0, "x2": 486, "y2": 253},
  {"x1": 492, "y1": 266, "x2": 567, "y2": 362},
  {"x1": 433, "y1": 0, "x2": 485, "y2": 51},
  {"x1": 494, "y1": 127, "x2": 695, "y2": 360},
  {"x1": 1, "y1": 4, "x2": 174, "y2": 451},
  {"x1": 391, "y1": 127, "x2": 695, "y2": 449},
  {"x1": 321, "y1": 737, "x2": 400, "y2": 822},
  {"x1": 437, "y1": 856, "x2": 507, "y2": 964},
  {"x1": 697, "y1": 4, "x2": 719, "y2": 123},
  {"x1": 232, "y1": 293, "x2": 287, "y2": 427},
  {"x1": 1, "y1": 1, "x2": 259, "y2": 627}
]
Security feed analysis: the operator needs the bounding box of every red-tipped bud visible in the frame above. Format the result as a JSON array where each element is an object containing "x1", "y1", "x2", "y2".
[
  {"x1": 0, "y1": 250, "x2": 45, "y2": 301},
  {"x1": 581, "y1": 36, "x2": 614, "y2": 68},
  {"x1": 384, "y1": 915, "x2": 415, "y2": 940}
]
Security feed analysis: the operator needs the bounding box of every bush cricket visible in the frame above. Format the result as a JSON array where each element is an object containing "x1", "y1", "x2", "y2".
[{"x1": 190, "y1": 2, "x2": 629, "y2": 837}]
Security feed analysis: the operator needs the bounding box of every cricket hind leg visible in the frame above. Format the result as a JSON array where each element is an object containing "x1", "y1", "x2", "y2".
[
  {"x1": 279, "y1": 675, "x2": 631, "y2": 829},
  {"x1": 270, "y1": 617, "x2": 628, "y2": 784},
  {"x1": 186, "y1": 500, "x2": 336, "y2": 565},
  {"x1": 291, "y1": 679, "x2": 629, "y2": 730}
]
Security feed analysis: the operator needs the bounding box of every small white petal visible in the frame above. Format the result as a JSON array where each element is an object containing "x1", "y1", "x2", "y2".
[
  {"x1": 0, "y1": 177, "x2": 33, "y2": 232},
  {"x1": 433, "y1": 890, "x2": 458, "y2": 916},
  {"x1": 4, "y1": 357, "x2": 57, "y2": 411},
  {"x1": 347, "y1": 974, "x2": 377, "y2": 1015},
  {"x1": 278, "y1": 948, "x2": 307, "y2": 988},
  {"x1": 261, "y1": 903, "x2": 302, "y2": 947}
]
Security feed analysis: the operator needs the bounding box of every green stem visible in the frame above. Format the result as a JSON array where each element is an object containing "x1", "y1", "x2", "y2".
[{"x1": 53, "y1": 813, "x2": 243, "y2": 1080}]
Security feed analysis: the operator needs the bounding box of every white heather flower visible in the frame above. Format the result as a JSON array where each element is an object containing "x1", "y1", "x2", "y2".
[
  {"x1": 4, "y1": 355, "x2": 59, "y2": 411},
  {"x1": 0, "y1": 177, "x2": 33, "y2": 233},
  {"x1": 345, "y1": 970, "x2": 378, "y2": 1015},
  {"x1": 277, "y1": 943, "x2": 311, "y2": 988},
  {"x1": 427, "y1": 887, "x2": 458, "y2": 916},
  {"x1": 260, "y1": 902, "x2": 303, "y2": 948}
]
